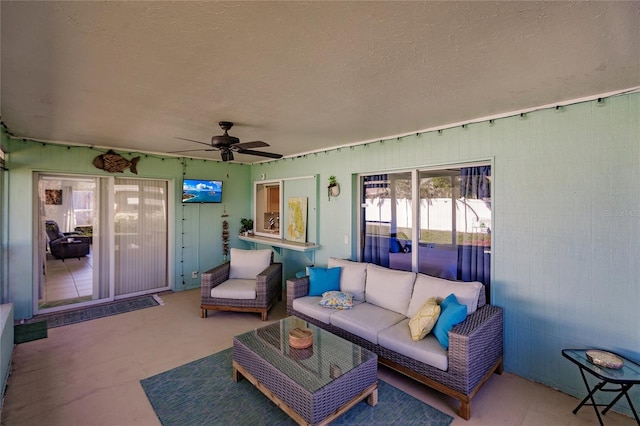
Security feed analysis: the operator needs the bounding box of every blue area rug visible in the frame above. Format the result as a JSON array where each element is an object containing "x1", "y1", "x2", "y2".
[{"x1": 141, "y1": 348, "x2": 453, "y2": 426}]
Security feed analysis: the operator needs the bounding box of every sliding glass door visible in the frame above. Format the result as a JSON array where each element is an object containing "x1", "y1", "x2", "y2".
[
  {"x1": 36, "y1": 174, "x2": 106, "y2": 312},
  {"x1": 35, "y1": 174, "x2": 170, "y2": 314},
  {"x1": 114, "y1": 178, "x2": 168, "y2": 297},
  {"x1": 360, "y1": 164, "x2": 492, "y2": 298}
]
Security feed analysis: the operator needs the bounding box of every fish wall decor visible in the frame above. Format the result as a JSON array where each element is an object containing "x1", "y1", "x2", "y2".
[{"x1": 93, "y1": 150, "x2": 140, "y2": 174}]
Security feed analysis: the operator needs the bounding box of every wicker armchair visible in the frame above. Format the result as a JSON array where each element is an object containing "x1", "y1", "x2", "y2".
[{"x1": 200, "y1": 249, "x2": 282, "y2": 321}]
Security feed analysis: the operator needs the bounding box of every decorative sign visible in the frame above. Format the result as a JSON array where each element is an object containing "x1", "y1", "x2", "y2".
[
  {"x1": 286, "y1": 197, "x2": 307, "y2": 243},
  {"x1": 45, "y1": 189, "x2": 62, "y2": 205}
]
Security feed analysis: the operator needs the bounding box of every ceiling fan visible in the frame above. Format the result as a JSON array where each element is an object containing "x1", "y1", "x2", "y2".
[{"x1": 170, "y1": 121, "x2": 283, "y2": 162}]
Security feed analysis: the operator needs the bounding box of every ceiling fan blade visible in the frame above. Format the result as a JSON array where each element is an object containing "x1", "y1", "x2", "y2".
[
  {"x1": 236, "y1": 149, "x2": 283, "y2": 159},
  {"x1": 167, "y1": 148, "x2": 218, "y2": 153},
  {"x1": 234, "y1": 141, "x2": 269, "y2": 150},
  {"x1": 174, "y1": 137, "x2": 212, "y2": 147}
]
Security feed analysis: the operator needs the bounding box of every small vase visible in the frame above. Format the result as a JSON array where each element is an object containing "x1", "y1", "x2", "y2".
[{"x1": 328, "y1": 184, "x2": 340, "y2": 198}]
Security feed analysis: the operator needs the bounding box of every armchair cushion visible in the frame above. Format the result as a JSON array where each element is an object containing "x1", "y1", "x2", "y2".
[
  {"x1": 210, "y1": 279, "x2": 256, "y2": 300},
  {"x1": 229, "y1": 248, "x2": 271, "y2": 279}
]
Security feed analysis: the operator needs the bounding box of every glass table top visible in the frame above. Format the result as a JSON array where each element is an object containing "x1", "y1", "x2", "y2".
[
  {"x1": 563, "y1": 349, "x2": 640, "y2": 383},
  {"x1": 234, "y1": 316, "x2": 377, "y2": 393}
]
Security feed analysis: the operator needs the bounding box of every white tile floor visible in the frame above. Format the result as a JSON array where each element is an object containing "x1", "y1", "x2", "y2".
[
  {"x1": 2, "y1": 290, "x2": 636, "y2": 425},
  {"x1": 42, "y1": 253, "x2": 93, "y2": 303}
]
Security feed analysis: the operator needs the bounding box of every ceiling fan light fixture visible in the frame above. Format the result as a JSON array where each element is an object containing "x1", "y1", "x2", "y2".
[{"x1": 172, "y1": 120, "x2": 282, "y2": 161}]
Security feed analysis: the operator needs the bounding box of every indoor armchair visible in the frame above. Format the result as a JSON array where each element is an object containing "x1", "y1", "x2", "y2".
[
  {"x1": 200, "y1": 248, "x2": 282, "y2": 321},
  {"x1": 45, "y1": 220, "x2": 91, "y2": 260}
]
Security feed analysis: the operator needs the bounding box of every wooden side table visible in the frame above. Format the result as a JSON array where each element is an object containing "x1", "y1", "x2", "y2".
[{"x1": 562, "y1": 349, "x2": 640, "y2": 425}]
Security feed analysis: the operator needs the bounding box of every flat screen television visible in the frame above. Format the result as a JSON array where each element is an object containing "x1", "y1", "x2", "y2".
[{"x1": 182, "y1": 179, "x2": 223, "y2": 203}]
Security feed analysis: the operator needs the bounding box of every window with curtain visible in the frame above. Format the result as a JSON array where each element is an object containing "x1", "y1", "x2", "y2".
[
  {"x1": 361, "y1": 165, "x2": 491, "y2": 299},
  {"x1": 73, "y1": 184, "x2": 95, "y2": 227}
]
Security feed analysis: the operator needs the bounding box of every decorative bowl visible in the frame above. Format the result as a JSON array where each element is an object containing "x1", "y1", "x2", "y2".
[
  {"x1": 586, "y1": 350, "x2": 624, "y2": 369},
  {"x1": 289, "y1": 327, "x2": 313, "y2": 349}
]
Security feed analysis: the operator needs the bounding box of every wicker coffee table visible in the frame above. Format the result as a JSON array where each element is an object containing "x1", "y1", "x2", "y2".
[{"x1": 233, "y1": 316, "x2": 378, "y2": 426}]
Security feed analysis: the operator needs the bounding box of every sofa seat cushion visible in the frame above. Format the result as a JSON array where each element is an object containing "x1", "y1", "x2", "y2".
[
  {"x1": 330, "y1": 303, "x2": 405, "y2": 344},
  {"x1": 210, "y1": 279, "x2": 256, "y2": 300},
  {"x1": 292, "y1": 296, "x2": 332, "y2": 323},
  {"x1": 378, "y1": 319, "x2": 448, "y2": 371},
  {"x1": 328, "y1": 258, "x2": 368, "y2": 301},
  {"x1": 365, "y1": 263, "x2": 416, "y2": 316},
  {"x1": 407, "y1": 273, "x2": 482, "y2": 317}
]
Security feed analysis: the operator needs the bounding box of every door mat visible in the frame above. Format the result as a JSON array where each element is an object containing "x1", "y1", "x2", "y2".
[
  {"x1": 14, "y1": 321, "x2": 48, "y2": 344},
  {"x1": 24, "y1": 294, "x2": 162, "y2": 329}
]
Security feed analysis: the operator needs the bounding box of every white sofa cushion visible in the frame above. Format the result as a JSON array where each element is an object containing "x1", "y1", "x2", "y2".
[
  {"x1": 328, "y1": 258, "x2": 367, "y2": 301},
  {"x1": 229, "y1": 248, "x2": 271, "y2": 279},
  {"x1": 365, "y1": 263, "x2": 416, "y2": 315},
  {"x1": 407, "y1": 273, "x2": 482, "y2": 317},
  {"x1": 378, "y1": 319, "x2": 449, "y2": 371},
  {"x1": 292, "y1": 296, "x2": 332, "y2": 324},
  {"x1": 210, "y1": 279, "x2": 256, "y2": 300},
  {"x1": 330, "y1": 303, "x2": 405, "y2": 344}
]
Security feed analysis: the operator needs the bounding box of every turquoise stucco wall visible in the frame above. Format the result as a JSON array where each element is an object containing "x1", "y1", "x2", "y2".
[
  {"x1": 4, "y1": 141, "x2": 252, "y2": 319},
  {"x1": 3, "y1": 92, "x2": 639, "y2": 415},
  {"x1": 253, "y1": 93, "x2": 640, "y2": 414}
]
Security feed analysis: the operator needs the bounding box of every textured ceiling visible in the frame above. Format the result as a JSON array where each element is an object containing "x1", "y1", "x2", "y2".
[{"x1": 2, "y1": 1, "x2": 639, "y2": 163}]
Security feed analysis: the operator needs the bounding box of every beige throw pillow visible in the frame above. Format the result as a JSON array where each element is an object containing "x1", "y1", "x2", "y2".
[{"x1": 408, "y1": 297, "x2": 441, "y2": 342}]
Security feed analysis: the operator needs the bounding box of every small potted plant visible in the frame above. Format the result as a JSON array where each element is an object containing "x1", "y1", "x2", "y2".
[
  {"x1": 328, "y1": 175, "x2": 340, "y2": 200},
  {"x1": 240, "y1": 218, "x2": 253, "y2": 236}
]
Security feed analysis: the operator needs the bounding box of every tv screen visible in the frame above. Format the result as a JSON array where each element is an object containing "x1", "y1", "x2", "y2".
[{"x1": 182, "y1": 179, "x2": 223, "y2": 203}]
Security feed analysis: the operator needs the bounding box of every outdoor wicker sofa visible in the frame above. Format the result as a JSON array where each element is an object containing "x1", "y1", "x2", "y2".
[
  {"x1": 201, "y1": 249, "x2": 282, "y2": 321},
  {"x1": 286, "y1": 258, "x2": 503, "y2": 420}
]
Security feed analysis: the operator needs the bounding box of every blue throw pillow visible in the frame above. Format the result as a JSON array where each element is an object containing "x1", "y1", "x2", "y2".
[
  {"x1": 389, "y1": 238, "x2": 402, "y2": 253},
  {"x1": 308, "y1": 267, "x2": 342, "y2": 296},
  {"x1": 433, "y1": 294, "x2": 467, "y2": 350}
]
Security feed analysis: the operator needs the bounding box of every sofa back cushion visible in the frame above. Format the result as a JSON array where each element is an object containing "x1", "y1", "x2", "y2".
[
  {"x1": 229, "y1": 248, "x2": 272, "y2": 279},
  {"x1": 407, "y1": 273, "x2": 482, "y2": 317},
  {"x1": 328, "y1": 258, "x2": 367, "y2": 301},
  {"x1": 365, "y1": 263, "x2": 416, "y2": 315}
]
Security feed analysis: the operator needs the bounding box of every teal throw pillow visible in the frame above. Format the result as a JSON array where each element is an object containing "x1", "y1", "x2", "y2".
[
  {"x1": 433, "y1": 294, "x2": 467, "y2": 350},
  {"x1": 308, "y1": 267, "x2": 342, "y2": 296}
]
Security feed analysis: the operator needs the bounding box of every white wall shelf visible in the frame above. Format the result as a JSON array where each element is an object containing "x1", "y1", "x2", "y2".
[{"x1": 238, "y1": 235, "x2": 320, "y2": 257}]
